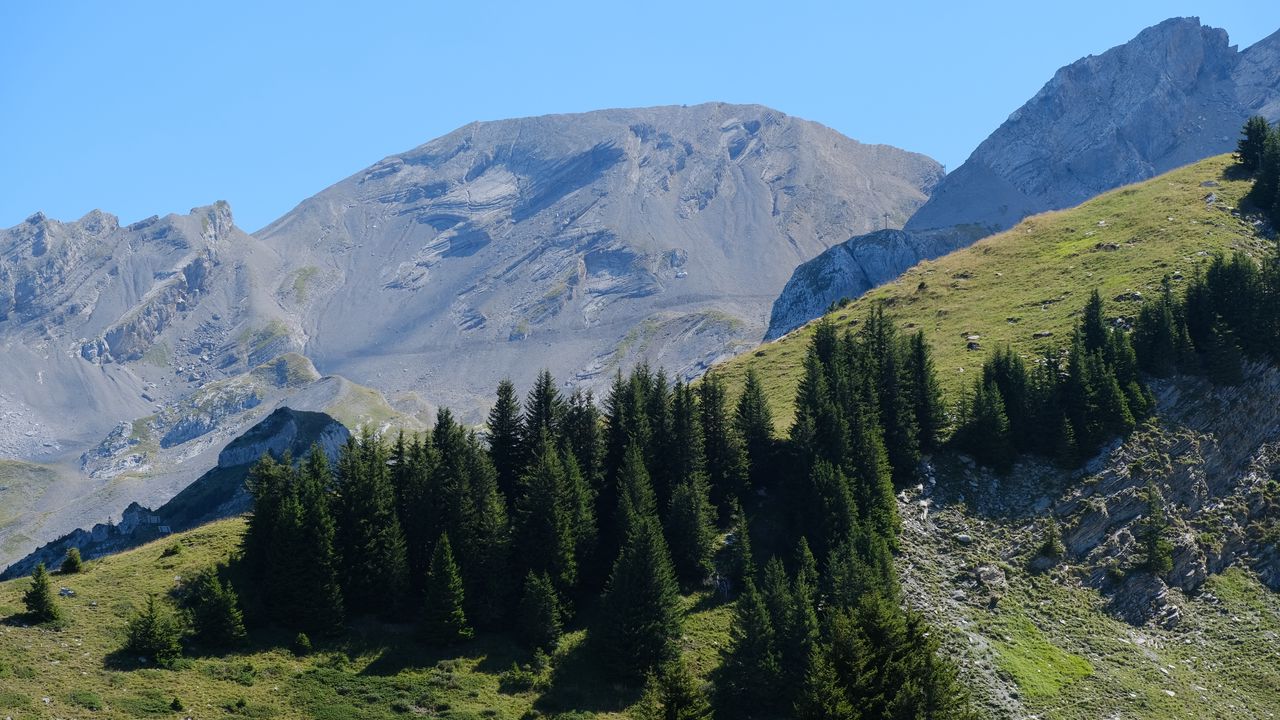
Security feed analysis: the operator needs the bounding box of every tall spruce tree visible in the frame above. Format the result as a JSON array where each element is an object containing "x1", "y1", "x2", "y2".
[
  {"x1": 598, "y1": 514, "x2": 683, "y2": 680},
  {"x1": 666, "y1": 472, "x2": 717, "y2": 590},
  {"x1": 1239, "y1": 115, "x2": 1271, "y2": 173},
  {"x1": 905, "y1": 330, "x2": 946, "y2": 453},
  {"x1": 487, "y1": 379, "x2": 524, "y2": 501},
  {"x1": 713, "y1": 579, "x2": 782, "y2": 718},
  {"x1": 522, "y1": 369, "x2": 565, "y2": 461},
  {"x1": 422, "y1": 533, "x2": 473, "y2": 644},
  {"x1": 333, "y1": 430, "x2": 409, "y2": 617},
  {"x1": 184, "y1": 567, "x2": 247, "y2": 648},
  {"x1": 699, "y1": 372, "x2": 749, "y2": 515},
  {"x1": 735, "y1": 368, "x2": 775, "y2": 482},
  {"x1": 517, "y1": 571, "x2": 562, "y2": 651},
  {"x1": 513, "y1": 437, "x2": 578, "y2": 594},
  {"x1": 724, "y1": 497, "x2": 755, "y2": 592}
]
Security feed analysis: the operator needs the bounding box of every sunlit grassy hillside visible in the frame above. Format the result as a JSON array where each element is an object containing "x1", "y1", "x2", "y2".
[{"x1": 718, "y1": 154, "x2": 1267, "y2": 430}]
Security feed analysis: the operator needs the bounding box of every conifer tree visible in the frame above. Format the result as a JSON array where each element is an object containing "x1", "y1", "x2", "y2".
[
  {"x1": 243, "y1": 453, "x2": 291, "y2": 579},
  {"x1": 645, "y1": 657, "x2": 713, "y2": 720},
  {"x1": 291, "y1": 446, "x2": 346, "y2": 633},
  {"x1": 794, "y1": 647, "x2": 856, "y2": 720},
  {"x1": 333, "y1": 431, "x2": 409, "y2": 617},
  {"x1": 184, "y1": 567, "x2": 246, "y2": 648},
  {"x1": 560, "y1": 450, "x2": 598, "y2": 597},
  {"x1": 460, "y1": 444, "x2": 512, "y2": 628},
  {"x1": 699, "y1": 372, "x2": 749, "y2": 515},
  {"x1": 666, "y1": 473, "x2": 718, "y2": 589},
  {"x1": 522, "y1": 369, "x2": 565, "y2": 461},
  {"x1": 959, "y1": 378, "x2": 1013, "y2": 471},
  {"x1": 645, "y1": 368, "x2": 676, "y2": 511},
  {"x1": 422, "y1": 533, "x2": 473, "y2": 645},
  {"x1": 905, "y1": 330, "x2": 946, "y2": 452},
  {"x1": 23, "y1": 562, "x2": 61, "y2": 624},
  {"x1": 562, "y1": 388, "x2": 605, "y2": 492},
  {"x1": 599, "y1": 514, "x2": 683, "y2": 680},
  {"x1": 713, "y1": 579, "x2": 782, "y2": 718},
  {"x1": 61, "y1": 547, "x2": 83, "y2": 574},
  {"x1": 1238, "y1": 115, "x2": 1271, "y2": 173},
  {"x1": 514, "y1": 438, "x2": 577, "y2": 593},
  {"x1": 805, "y1": 460, "x2": 859, "y2": 559},
  {"x1": 670, "y1": 382, "x2": 705, "y2": 487},
  {"x1": 518, "y1": 571, "x2": 562, "y2": 651},
  {"x1": 616, "y1": 442, "x2": 659, "y2": 543},
  {"x1": 392, "y1": 433, "x2": 438, "y2": 596},
  {"x1": 724, "y1": 497, "x2": 755, "y2": 592},
  {"x1": 487, "y1": 378, "x2": 524, "y2": 501},
  {"x1": 125, "y1": 595, "x2": 182, "y2": 668},
  {"x1": 1139, "y1": 481, "x2": 1174, "y2": 575},
  {"x1": 734, "y1": 368, "x2": 775, "y2": 478}
]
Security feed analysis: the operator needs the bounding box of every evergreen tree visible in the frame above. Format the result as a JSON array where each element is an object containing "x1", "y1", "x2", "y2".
[
  {"x1": 713, "y1": 579, "x2": 782, "y2": 718},
  {"x1": 125, "y1": 595, "x2": 183, "y2": 668},
  {"x1": 487, "y1": 378, "x2": 524, "y2": 501},
  {"x1": 393, "y1": 433, "x2": 438, "y2": 597},
  {"x1": 905, "y1": 330, "x2": 946, "y2": 452},
  {"x1": 517, "y1": 571, "x2": 562, "y2": 651},
  {"x1": 562, "y1": 388, "x2": 605, "y2": 492},
  {"x1": 1204, "y1": 318, "x2": 1245, "y2": 385},
  {"x1": 514, "y1": 438, "x2": 578, "y2": 594},
  {"x1": 1139, "y1": 481, "x2": 1174, "y2": 575},
  {"x1": 560, "y1": 450, "x2": 598, "y2": 599},
  {"x1": 422, "y1": 533, "x2": 473, "y2": 645},
  {"x1": 645, "y1": 657, "x2": 713, "y2": 720},
  {"x1": 291, "y1": 446, "x2": 346, "y2": 633},
  {"x1": 805, "y1": 460, "x2": 859, "y2": 559},
  {"x1": 184, "y1": 568, "x2": 246, "y2": 649},
  {"x1": 666, "y1": 473, "x2": 717, "y2": 590},
  {"x1": 960, "y1": 378, "x2": 1013, "y2": 471},
  {"x1": 616, "y1": 442, "x2": 659, "y2": 542},
  {"x1": 242, "y1": 453, "x2": 291, "y2": 580},
  {"x1": 670, "y1": 382, "x2": 706, "y2": 490},
  {"x1": 333, "y1": 431, "x2": 409, "y2": 617},
  {"x1": 829, "y1": 596, "x2": 976, "y2": 720},
  {"x1": 522, "y1": 369, "x2": 565, "y2": 461},
  {"x1": 460, "y1": 444, "x2": 513, "y2": 628},
  {"x1": 60, "y1": 547, "x2": 83, "y2": 574},
  {"x1": 734, "y1": 368, "x2": 775, "y2": 480},
  {"x1": 1238, "y1": 115, "x2": 1271, "y2": 173},
  {"x1": 699, "y1": 372, "x2": 749, "y2": 515},
  {"x1": 22, "y1": 562, "x2": 61, "y2": 624},
  {"x1": 599, "y1": 515, "x2": 683, "y2": 680},
  {"x1": 724, "y1": 497, "x2": 755, "y2": 593},
  {"x1": 794, "y1": 647, "x2": 856, "y2": 720}
]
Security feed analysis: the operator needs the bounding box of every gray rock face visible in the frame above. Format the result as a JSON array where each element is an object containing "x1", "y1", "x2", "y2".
[
  {"x1": 257, "y1": 103, "x2": 942, "y2": 420},
  {"x1": 765, "y1": 226, "x2": 985, "y2": 339},
  {"x1": 910, "y1": 17, "x2": 1280, "y2": 233},
  {"x1": 766, "y1": 17, "x2": 1280, "y2": 339}
]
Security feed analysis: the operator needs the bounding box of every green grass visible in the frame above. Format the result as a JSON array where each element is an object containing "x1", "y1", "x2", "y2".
[
  {"x1": 716, "y1": 155, "x2": 1265, "y2": 431},
  {"x1": 0, "y1": 518, "x2": 733, "y2": 719},
  {"x1": 987, "y1": 614, "x2": 1092, "y2": 699}
]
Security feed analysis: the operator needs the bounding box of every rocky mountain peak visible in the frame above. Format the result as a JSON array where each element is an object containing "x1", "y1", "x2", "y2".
[{"x1": 256, "y1": 102, "x2": 942, "y2": 419}]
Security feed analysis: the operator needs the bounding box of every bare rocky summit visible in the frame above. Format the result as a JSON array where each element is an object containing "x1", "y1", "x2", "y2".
[
  {"x1": 767, "y1": 18, "x2": 1280, "y2": 339},
  {"x1": 257, "y1": 102, "x2": 941, "y2": 420}
]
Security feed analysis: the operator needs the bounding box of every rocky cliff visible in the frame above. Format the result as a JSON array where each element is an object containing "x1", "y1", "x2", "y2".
[{"x1": 766, "y1": 18, "x2": 1280, "y2": 339}]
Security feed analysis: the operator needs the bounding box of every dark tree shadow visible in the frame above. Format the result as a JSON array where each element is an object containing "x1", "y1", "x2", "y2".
[{"x1": 533, "y1": 628, "x2": 642, "y2": 714}]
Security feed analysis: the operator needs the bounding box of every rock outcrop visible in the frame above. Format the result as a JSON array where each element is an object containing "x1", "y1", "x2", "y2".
[{"x1": 767, "y1": 18, "x2": 1280, "y2": 339}]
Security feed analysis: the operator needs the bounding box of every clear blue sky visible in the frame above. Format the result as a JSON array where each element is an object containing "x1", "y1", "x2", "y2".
[{"x1": 3, "y1": 1, "x2": 1278, "y2": 232}]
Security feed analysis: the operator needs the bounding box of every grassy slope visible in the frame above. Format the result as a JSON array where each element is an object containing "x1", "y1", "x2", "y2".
[
  {"x1": 0, "y1": 519, "x2": 732, "y2": 720},
  {"x1": 717, "y1": 154, "x2": 1266, "y2": 431}
]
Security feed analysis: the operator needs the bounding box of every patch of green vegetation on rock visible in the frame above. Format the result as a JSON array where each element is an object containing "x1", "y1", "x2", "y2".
[{"x1": 988, "y1": 613, "x2": 1092, "y2": 699}]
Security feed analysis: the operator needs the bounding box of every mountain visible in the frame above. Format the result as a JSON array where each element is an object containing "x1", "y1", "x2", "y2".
[
  {"x1": 0, "y1": 406, "x2": 348, "y2": 580},
  {"x1": 255, "y1": 102, "x2": 941, "y2": 420},
  {"x1": 6, "y1": 156, "x2": 1280, "y2": 719},
  {"x1": 0, "y1": 103, "x2": 937, "y2": 571},
  {"x1": 766, "y1": 17, "x2": 1280, "y2": 339}
]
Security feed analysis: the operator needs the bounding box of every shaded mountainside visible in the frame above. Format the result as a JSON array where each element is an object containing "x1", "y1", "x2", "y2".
[
  {"x1": 767, "y1": 17, "x2": 1280, "y2": 339},
  {"x1": 257, "y1": 102, "x2": 942, "y2": 421},
  {"x1": 0, "y1": 407, "x2": 348, "y2": 581}
]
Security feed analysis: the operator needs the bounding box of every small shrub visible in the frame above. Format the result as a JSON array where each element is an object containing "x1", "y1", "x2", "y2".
[
  {"x1": 292, "y1": 632, "x2": 313, "y2": 656},
  {"x1": 160, "y1": 543, "x2": 183, "y2": 558},
  {"x1": 171, "y1": 696, "x2": 185, "y2": 711},
  {"x1": 69, "y1": 689, "x2": 104, "y2": 710},
  {"x1": 124, "y1": 595, "x2": 183, "y2": 668},
  {"x1": 61, "y1": 547, "x2": 84, "y2": 574}
]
